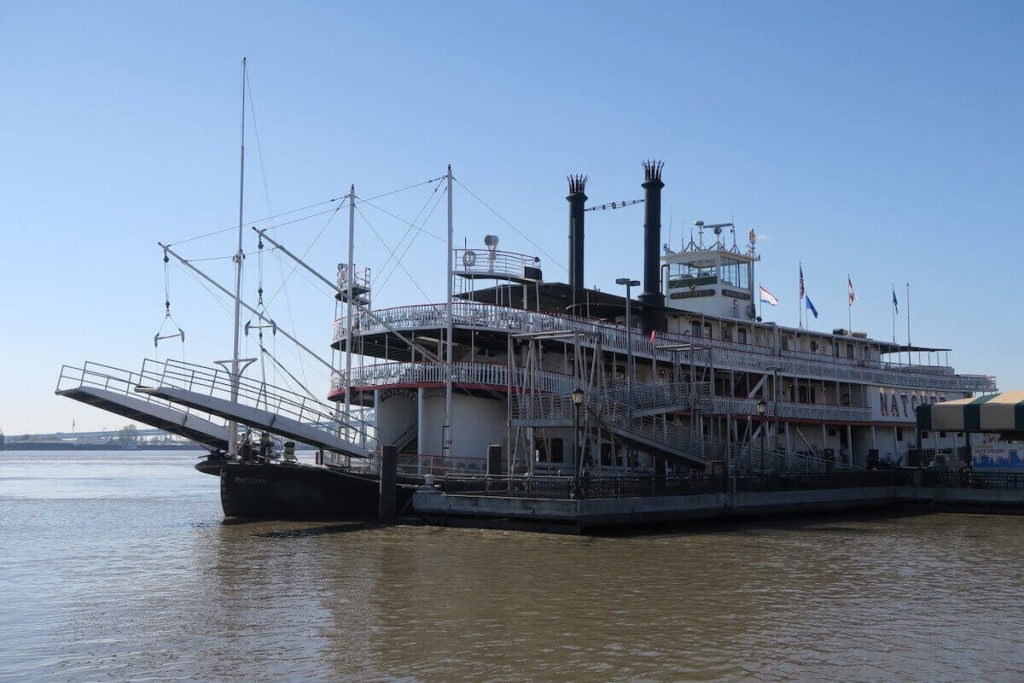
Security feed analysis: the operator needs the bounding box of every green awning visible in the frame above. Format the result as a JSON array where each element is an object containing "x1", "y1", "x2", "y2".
[{"x1": 917, "y1": 391, "x2": 1024, "y2": 432}]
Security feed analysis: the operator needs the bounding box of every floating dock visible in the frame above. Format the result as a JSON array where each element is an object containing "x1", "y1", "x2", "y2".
[{"x1": 411, "y1": 471, "x2": 1024, "y2": 533}]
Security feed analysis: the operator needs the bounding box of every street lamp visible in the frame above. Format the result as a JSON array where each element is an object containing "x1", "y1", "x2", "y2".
[
  {"x1": 615, "y1": 278, "x2": 640, "y2": 408},
  {"x1": 572, "y1": 388, "x2": 585, "y2": 498},
  {"x1": 756, "y1": 398, "x2": 768, "y2": 473}
]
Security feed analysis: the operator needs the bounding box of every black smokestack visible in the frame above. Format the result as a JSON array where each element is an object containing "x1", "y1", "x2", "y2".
[
  {"x1": 639, "y1": 160, "x2": 665, "y2": 334},
  {"x1": 566, "y1": 174, "x2": 588, "y2": 293}
]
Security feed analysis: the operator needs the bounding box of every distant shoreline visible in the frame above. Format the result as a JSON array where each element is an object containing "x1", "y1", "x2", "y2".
[{"x1": 0, "y1": 442, "x2": 202, "y2": 451}]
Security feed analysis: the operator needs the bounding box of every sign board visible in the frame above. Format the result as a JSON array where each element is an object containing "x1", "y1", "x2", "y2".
[{"x1": 973, "y1": 443, "x2": 1024, "y2": 471}]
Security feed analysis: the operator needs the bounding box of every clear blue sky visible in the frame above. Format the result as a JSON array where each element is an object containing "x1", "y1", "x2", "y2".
[{"x1": 2, "y1": 1, "x2": 1022, "y2": 433}]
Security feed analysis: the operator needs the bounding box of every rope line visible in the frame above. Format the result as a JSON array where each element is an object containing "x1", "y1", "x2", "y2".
[{"x1": 454, "y1": 177, "x2": 565, "y2": 273}]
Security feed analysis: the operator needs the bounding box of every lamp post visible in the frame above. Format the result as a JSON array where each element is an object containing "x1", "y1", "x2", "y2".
[
  {"x1": 572, "y1": 388, "x2": 585, "y2": 498},
  {"x1": 615, "y1": 278, "x2": 640, "y2": 409},
  {"x1": 756, "y1": 398, "x2": 767, "y2": 473}
]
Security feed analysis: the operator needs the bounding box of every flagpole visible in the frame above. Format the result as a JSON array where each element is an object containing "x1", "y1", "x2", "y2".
[
  {"x1": 798, "y1": 262, "x2": 803, "y2": 329},
  {"x1": 847, "y1": 273, "x2": 852, "y2": 333},
  {"x1": 906, "y1": 282, "x2": 911, "y2": 366},
  {"x1": 891, "y1": 283, "x2": 896, "y2": 344}
]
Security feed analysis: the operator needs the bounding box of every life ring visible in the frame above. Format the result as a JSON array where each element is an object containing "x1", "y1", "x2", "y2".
[
  {"x1": 746, "y1": 303, "x2": 756, "y2": 318},
  {"x1": 462, "y1": 250, "x2": 477, "y2": 267}
]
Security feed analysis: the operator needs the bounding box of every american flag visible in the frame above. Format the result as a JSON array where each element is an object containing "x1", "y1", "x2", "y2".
[{"x1": 799, "y1": 264, "x2": 805, "y2": 299}]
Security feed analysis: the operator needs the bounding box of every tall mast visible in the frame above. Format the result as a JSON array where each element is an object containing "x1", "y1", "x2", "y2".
[
  {"x1": 229, "y1": 56, "x2": 247, "y2": 456},
  {"x1": 344, "y1": 184, "x2": 355, "y2": 438},
  {"x1": 444, "y1": 164, "x2": 454, "y2": 457}
]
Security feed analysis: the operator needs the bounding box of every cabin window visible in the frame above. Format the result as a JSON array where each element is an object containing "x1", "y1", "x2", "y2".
[
  {"x1": 846, "y1": 344, "x2": 854, "y2": 360},
  {"x1": 738, "y1": 328, "x2": 747, "y2": 344},
  {"x1": 600, "y1": 442, "x2": 612, "y2": 466},
  {"x1": 719, "y1": 258, "x2": 750, "y2": 289},
  {"x1": 691, "y1": 320, "x2": 701, "y2": 337},
  {"x1": 833, "y1": 343, "x2": 840, "y2": 357},
  {"x1": 781, "y1": 337, "x2": 789, "y2": 352},
  {"x1": 550, "y1": 438, "x2": 564, "y2": 463},
  {"x1": 897, "y1": 428, "x2": 904, "y2": 442}
]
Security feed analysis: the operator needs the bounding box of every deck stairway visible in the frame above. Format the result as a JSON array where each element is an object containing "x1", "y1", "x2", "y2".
[
  {"x1": 512, "y1": 383, "x2": 859, "y2": 474},
  {"x1": 55, "y1": 362, "x2": 230, "y2": 451},
  {"x1": 133, "y1": 359, "x2": 376, "y2": 459}
]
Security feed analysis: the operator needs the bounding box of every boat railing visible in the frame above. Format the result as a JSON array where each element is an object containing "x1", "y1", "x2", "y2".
[
  {"x1": 440, "y1": 469, "x2": 891, "y2": 499},
  {"x1": 332, "y1": 360, "x2": 576, "y2": 396},
  {"x1": 453, "y1": 247, "x2": 541, "y2": 282},
  {"x1": 711, "y1": 396, "x2": 872, "y2": 423},
  {"x1": 139, "y1": 358, "x2": 378, "y2": 451},
  {"x1": 332, "y1": 302, "x2": 996, "y2": 392},
  {"x1": 55, "y1": 361, "x2": 225, "y2": 425}
]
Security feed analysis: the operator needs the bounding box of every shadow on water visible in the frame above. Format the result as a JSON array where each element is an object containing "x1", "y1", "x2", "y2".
[
  {"x1": 257, "y1": 522, "x2": 381, "y2": 538},
  {"x1": 590, "y1": 507, "x2": 937, "y2": 538}
]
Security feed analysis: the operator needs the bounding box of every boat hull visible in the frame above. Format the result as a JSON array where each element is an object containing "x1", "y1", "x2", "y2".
[{"x1": 195, "y1": 459, "x2": 414, "y2": 520}]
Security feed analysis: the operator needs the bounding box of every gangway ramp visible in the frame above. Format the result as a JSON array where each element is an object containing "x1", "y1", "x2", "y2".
[
  {"x1": 135, "y1": 359, "x2": 375, "y2": 459},
  {"x1": 55, "y1": 363, "x2": 230, "y2": 451},
  {"x1": 135, "y1": 385, "x2": 372, "y2": 458}
]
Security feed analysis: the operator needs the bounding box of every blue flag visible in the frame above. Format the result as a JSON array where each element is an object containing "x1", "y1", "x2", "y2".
[
  {"x1": 892, "y1": 289, "x2": 898, "y2": 314},
  {"x1": 806, "y1": 295, "x2": 818, "y2": 319}
]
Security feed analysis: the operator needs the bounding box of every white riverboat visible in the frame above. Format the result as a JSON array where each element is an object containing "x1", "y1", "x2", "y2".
[
  {"x1": 56, "y1": 158, "x2": 997, "y2": 520},
  {"x1": 325, "y1": 160, "x2": 996, "y2": 483}
]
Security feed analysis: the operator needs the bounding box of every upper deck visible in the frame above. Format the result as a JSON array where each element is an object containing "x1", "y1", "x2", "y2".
[{"x1": 331, "y1": 300, "x2": 995, "y2": 394}]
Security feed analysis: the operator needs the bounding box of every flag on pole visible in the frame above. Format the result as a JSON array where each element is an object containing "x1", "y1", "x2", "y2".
[
  {"x1": 848, "y1": 276, "x2": 855, "y2": 306},
  {"x1": 759, "y1": 286, "x2": 779, "y2": 306},
  {"x1": 799, "y1": 265, "x2": 805, "y2": 299},
  {"x1": 892, "y1": 288, "x2": 898, "y2": 315},
  {"x1": 805, "y1": 295, "x2": 819, "y2": 319}
]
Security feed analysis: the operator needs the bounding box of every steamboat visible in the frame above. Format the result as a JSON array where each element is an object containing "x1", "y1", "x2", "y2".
[{"x1": 56, "y1": 157, "x2": 997, "y2": 521}]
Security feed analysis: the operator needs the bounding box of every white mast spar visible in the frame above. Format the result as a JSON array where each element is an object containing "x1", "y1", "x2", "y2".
[
  {"x1": 444, "y1": 164, "x2": 454, "y2": 458},
  {"x1": 228, "y1": 56, "x2": 247, "y2": 457},
  {"x1": 344, "y1": 184, "x2": 355, "y2": 442}
]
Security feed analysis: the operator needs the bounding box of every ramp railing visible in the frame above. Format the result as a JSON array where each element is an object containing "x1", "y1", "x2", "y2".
[
  {"x1": 56, "y1": 361, "x2": 225, "y2": 426},
  {"x1": 138, "y1": 358, "x2": 378, "y2": 452}
]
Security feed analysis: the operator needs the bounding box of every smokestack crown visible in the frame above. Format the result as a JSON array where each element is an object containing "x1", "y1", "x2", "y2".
[
  {"x1": 567, "y1": 174, "x2": 588, "y2": 196},
  {"x1": 642, "y1": 159, "x2": 664, "y2": 186}
]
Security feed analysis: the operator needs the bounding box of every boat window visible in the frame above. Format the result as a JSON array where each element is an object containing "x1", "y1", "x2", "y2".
[
  {"x1": 669, "y1": 262, "x2": 717, "y2": 288},
  {"x1": 719, "y1": 257, "x2": 750, "y2": 289},
  {"x1": 600, "y1": 442, "x2": 612, "y2": 466},
  {"x1": 846, "y1": 344, "x2": 854, "y2": 359},
  {"x1": 691, "y1": 320, "x2": 701, "y2": 337},
  {"x1": 738, "y1": 328, "x2": 747, "y2": 345}
]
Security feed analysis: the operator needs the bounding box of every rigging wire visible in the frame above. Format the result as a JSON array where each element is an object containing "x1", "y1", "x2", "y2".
[
  {"x1": 165, "y1": 178, "x2": 441, "y2": 248},
  {"x1": 353, "y1": 203, "x2": 435, "y2": 305},
  {"x1": 154, "y1": 249, "x2": 186, "y2": 362},
  {"x1": 375, "y1": 184, "x2": 448, "y2": 295},
  {"x1": 374, "y1": 178, "x2": 448, "y2": 293},
  {"x1": 260, "y1": 202, "x2": 344, "y2": 310},
  {"x1": 244, "y1": 69, "x2": 276, "y2": 238},
  {"x1": 454, "y1": 177, "x2": 565, "y2": 273}
]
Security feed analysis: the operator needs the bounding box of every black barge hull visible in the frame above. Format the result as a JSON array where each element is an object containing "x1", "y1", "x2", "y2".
[{"x1": 195, "y1": 459, "x2": 414, "y2": 520}]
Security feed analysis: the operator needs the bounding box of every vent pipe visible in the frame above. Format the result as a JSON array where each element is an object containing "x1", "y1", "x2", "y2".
[
  {"x1": 566, "y1": 174, "x2": 588, "y2": 293},
  {"x1": 639, "y1": 160, "x2": 666, "y2": 334}
]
